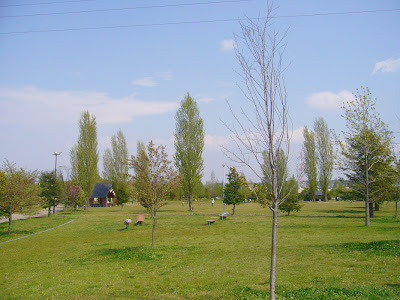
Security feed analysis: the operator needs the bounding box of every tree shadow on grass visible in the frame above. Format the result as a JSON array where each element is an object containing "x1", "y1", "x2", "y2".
[
  {"x1": 318, "y1": 209, "x2": 363, "y2": 214},
  {"x1": 96, "y1": 247, "x2": 162, "y2": 261},
  {"x1": 329, "y1": 240, "x2": 400, "y2": 257},
  {"x1": 0, "y1": 229, "x2": 34, "y2": 240}
]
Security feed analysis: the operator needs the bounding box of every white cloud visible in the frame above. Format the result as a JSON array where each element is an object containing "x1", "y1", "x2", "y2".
[
  {"x1": 306, "y1": 90, "x2": 354, "y2": 111},
  {"x1": 372, "y1": 58, "x2": 400, "y2": 74},
  {"x1": 0, "y1": 86, "x2": 179, "y2": 124},
  {"x1": 219, "y1": 39, "x2": 236, "y2": 51},
  {"x1": 155, "y1": 71, "x2": 173, "y2": 81},
  {"x1": 205, "y1": 134, "x2": 231, "y2": 151},
  {"x1": 198, "y1": 97, "x2": 215, "y2": 103},
  {"x1": 290, "y1": 127, "x2": 304, "y2": 144},
  {"x1": 132, "y1": 77, "x2": 157, "y2": 87}
]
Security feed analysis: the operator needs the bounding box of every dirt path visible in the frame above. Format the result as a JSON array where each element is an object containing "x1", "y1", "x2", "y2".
[{"x1": 0, "y1": 205, "x2": 65, "y2": 224}]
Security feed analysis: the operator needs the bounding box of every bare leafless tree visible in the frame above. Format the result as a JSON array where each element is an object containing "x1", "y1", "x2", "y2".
[{"x1": 223, "y1": 4, "x2": 294, "y2": 300}]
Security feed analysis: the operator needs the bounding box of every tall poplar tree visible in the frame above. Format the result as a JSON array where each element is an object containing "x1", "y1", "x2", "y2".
[
  {"x1": 103, "y1": 129, "x2": 130, "y2": 206},
  {"x1": 174, "y1": 93, "x2": 205, "y2": 211},
  {"x1": 314, "y1": 117, "x2": 334, "y2": 201},
  {"x1": 70, "y1": 111, "x2": 99, "y2": 204},
  {"x1": 303, "y1": 127, "x2": 317, "y2": 202}
]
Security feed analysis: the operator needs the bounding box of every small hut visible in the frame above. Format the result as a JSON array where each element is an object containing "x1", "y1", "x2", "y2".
[{"x1": 89, "y1": 183, "x2": 116, "y2": 207}]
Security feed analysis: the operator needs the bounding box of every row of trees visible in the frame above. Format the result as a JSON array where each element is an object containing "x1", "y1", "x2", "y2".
[{"x1": 303, "y1": 117, "x2": 334, "y2": 202}]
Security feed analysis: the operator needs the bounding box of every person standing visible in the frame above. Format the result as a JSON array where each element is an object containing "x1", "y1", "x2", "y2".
[{"x1": 211, "y1": 198, "x2": 215, "y2": 206}]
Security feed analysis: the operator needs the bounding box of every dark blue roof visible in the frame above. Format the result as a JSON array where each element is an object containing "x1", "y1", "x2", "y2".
[{"x1": 90, "y1": 183, "x2": 113, "y2": 198}]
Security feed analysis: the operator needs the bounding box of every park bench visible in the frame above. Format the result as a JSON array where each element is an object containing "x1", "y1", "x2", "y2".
[
  {"x1": 206, "y1": 219, "x2": 216, "y2": 225},
  {"x1": 219, "y1": 212, "x2": 229, "y2": 220},
  {"x1": 137, "y1": 215, "x2": 145, "y2": 225}
]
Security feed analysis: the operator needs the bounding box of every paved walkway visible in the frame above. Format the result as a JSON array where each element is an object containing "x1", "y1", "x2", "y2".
[{"x1": 0, "y1": 205, "x2": 65, "y2": 224}]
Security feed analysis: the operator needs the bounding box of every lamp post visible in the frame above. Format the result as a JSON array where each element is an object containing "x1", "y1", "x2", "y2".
[
  {"x1": 53, "y1": 152, "x2": 62, "y2": 177},
  {"x1": 222, "y1": 163, "x2": 226, "y2": 214}
]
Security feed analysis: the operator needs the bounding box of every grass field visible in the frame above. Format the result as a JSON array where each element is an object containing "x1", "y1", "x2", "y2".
[{"x1": 0, "y1": 200, "x2": 399, "y2": 299}]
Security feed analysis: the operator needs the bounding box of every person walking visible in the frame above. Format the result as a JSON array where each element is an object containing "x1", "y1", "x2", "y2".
[{"x1": 211, "y1": 198, "x2": 215, "y2": 206}]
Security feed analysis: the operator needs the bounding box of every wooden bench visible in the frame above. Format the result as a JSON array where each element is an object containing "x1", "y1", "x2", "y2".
[
  {"x1": 206, "y1": 220, "x2": 216, "y2": 225},
  {"x1": 219, "y1": 212, "x2": 229, "y2": 220},
  {"x1": 136, "y1": 215, "x2": 145, "y2": 225}
]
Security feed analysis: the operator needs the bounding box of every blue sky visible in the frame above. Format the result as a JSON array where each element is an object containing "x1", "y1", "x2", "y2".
[{"x1": 0, "y1": 0, "x2": 399, "y2": 183}]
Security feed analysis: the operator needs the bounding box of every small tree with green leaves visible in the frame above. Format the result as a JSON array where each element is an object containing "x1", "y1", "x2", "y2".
[
  {"x1": 65, "y1": 183, "x2": 86, "y2": 209},
  {"x1": 224, "y1": 167, "x2": 246, "y2": 215},
  {"x1": 0, "y1": 161, "x2": 43, "y2": 234},
  {"x1": 39, "y1": 171, "x2": 63, "y2": 216},
  {"x1": 130, "y1": 141, "x2": 180, "y2": 248},
  {"x1": 279, "y1": 176, "x2": 302, "y2": 216}
]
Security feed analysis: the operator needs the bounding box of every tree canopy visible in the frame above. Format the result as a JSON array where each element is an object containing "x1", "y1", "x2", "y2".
[
  {"x1": 174, "y1": 93, "x2": 205, "y2": 211},
  {"x1": 70, "y1": 111, "x2": 99, "y2": 203},
  {"x1": 0, "y1": 161, "x2": 43, "y2": 234},
  {"x1": 303, "y1": 127, "x2": 317, "y2": 202},
  {"x1": 337, "y1": 87, "x2": 396, "y2": 226},
  {"x1": 224, "y1": 167, "x2": 246, "y2": 215},
  {"x1": 130, "y1": 141, "x2": 179, "y2": 248},
  {"x1": 103, "y1": 129, "x2": 130, "y2": 206},
  {"x1": 314, "y1": 117, "x2": 334, "y2": 201}
]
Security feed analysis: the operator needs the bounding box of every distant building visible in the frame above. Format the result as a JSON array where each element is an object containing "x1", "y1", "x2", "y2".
[{"x1": 89, "y1": 183, "x2": 116, "y2": 207}]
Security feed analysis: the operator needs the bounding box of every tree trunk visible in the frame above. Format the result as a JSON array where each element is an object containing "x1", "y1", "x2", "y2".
[
  {"x1": 151, "y1": 208, "x2": 157, "y2": 248},
  {"x1": 48, "y1": 207, "x2": 51, "y2": 217},
  {"x1": 365, "y1": 165, "x2": 370, "y2": 226},
  {"x1": 374, "y1": 203, "x2": 380, "y2": 211},
  {"x1": 232, "y1": 204, "x2": 236, "y2": 215},
  {"x1": 188, "y1": 193, "x2": 193, "y2": 211},
  {"x1": 287, "y1": 211, "x2": 290, "y2": 216},
  {"x1": 53, "y1": 205, "x2": 56, "y2": 214},
  {"x1": 8, "y1": 213, "x2": 12, "y2": 235},
  {"x1": 369, "y1": 202, "x2": 374, "y2": 218},
  {"x1": 269, "y1": 207, "x2": 278, "y2": 300},
  {"x1": 396, "y1": 199, "x2": 398, "y2": 218}
]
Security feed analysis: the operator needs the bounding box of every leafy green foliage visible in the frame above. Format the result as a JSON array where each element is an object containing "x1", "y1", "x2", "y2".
[
  {"x1": 279, "y1": 176, "x2": 302, "y2": 216},
  {"x1": 314, "y1": 117, "x2": 334, "y2": 202},
  {"x1": 39, "y1": 171, "x2": 64, "y2": 213},
  {"x1": 303, "y1": 126, "x2": 317, "y2": 202},
  {"x1": 337, "y1": 87, "x2": 396, "y2": 225},
  {"x1": 261, "y1": 148, "x2": 288, "y2": 205},
  {"x1": 103, "y1": 129, "x2": 131, "y2": 206},
  {"x1": 224, "y1": 167, "x2": 246, "y2": 215},
  {"x1": 70, "y1": 111, "x2": 99, "y2": 200},
  {"x1": 0, "y1": 161, "x2": 43, "y2": 234},
  {"x1": 130, "y1": 141, "x2": 180, "y2": 247},
  {"x1": 65, "y1": 183, "x2": 86, "y2": 208},
  {"x1": 174, "y1": 93, "x2": 205, "y2": 211}
]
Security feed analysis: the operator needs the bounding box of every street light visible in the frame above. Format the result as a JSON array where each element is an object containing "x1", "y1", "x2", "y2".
[
  {"x1": 222, "y1": 163, "x2": 227, "y2": 214},
  {"x1": 53, "y1": 152, "x2": 62, "y2": 177}
]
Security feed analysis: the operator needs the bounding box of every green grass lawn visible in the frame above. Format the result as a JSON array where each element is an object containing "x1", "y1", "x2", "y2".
[{"x1": 0, "y1": 200, "x2": 399, "y2": 299}]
